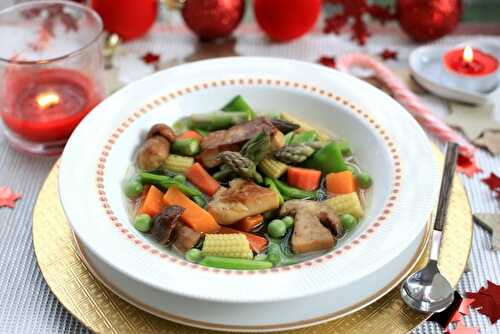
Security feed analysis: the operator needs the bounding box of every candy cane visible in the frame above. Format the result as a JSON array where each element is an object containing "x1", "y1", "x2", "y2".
[{"x1": 337, "y1": 53, "x2": 475, "y2": 157}]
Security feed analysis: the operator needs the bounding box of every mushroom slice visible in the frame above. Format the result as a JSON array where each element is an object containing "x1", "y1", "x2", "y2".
[
  {"x1": 280, "y1": 200, "x2": 341, "y2": 254},
  {"x1": 146, "y1": 124, "x2": 176, "y2": 142},
  {"x1": 151, "y1": 205, "x2": 185, "y2": 245},
  {"x1": 137, "y1": 135, "x2": 170, "y2": 171}
]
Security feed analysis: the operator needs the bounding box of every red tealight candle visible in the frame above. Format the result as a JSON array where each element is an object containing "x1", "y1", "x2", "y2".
[
  {"x1": 443, "y1": 46, "x2": 499, "y2": 92},
  {"x1": 444, "y1": 46, "x2": 498, "y2": 76},
  {"x1": 2, "y1": 68, "x2": 102, "y2": 143}
]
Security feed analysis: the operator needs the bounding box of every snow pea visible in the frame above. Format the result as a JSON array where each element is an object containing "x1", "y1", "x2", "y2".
[
  {"x1": 222, "y1": 95, "x2": 257, "y2": 120},
  {"x1": 303, "y1": 141, "x2": 347, "y2": 174},
  {"x1": 290, "y1": 130, "x2": 318, "y2": 144}
]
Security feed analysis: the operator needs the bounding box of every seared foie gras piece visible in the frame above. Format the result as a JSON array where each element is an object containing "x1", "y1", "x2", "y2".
[{"x1": 208, "y1": 179, "x2": 280, "y2": 225}]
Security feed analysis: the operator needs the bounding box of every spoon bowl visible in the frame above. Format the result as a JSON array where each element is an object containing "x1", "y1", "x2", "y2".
[
  {"x1": 401, "y1": 259, "x2": 454, "y2": 313},
  {"x1": 400, "y1": 142, "x2": 458, "y2": 313}
]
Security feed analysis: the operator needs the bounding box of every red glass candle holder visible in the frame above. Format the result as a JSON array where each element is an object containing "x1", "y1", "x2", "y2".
[{"x1": 0, "y1": 1, "x2": 105, "y2": 155}]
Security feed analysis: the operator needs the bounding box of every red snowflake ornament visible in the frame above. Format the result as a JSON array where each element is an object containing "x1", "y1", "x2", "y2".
[
  {"x1": 380, "y1": 49, "x2": 398, "y2": 61},
  {"x1": 318, "y1": 56, "x2": 336, "y2": 68},
  {"x1": 141, "y1": 52, "x2": 161, "y2": 64},
  {"x1": 482, "y1": 172, "x2": 500, "y2": 198},
  {"x1": 456, "y1": 153, "x2": 482, "y2": 177},
  {"x1": 324, "y1": 0, "x2": 395, "y2": 45},
  {"x1": 0, "y1": 186, "x2": 22, "y2": 209},
  {"x1": 467, "y1": 281, "x2": 500, "y2": 324}
]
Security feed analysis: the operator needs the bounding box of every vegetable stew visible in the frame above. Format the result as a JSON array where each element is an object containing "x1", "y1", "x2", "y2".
[{"x1": 124, "y1": 95, "x2": 372, "y2": 270}]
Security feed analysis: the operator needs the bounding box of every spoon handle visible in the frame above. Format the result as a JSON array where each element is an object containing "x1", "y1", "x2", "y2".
[{"x1": 434, "y1": 143, "x2": 459, "y2": 232}]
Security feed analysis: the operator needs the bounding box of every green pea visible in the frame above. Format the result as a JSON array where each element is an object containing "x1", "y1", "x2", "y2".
[
  {"x1": 357, "y1": 171, "x2": 372, "y2": 189},
  {"x1": 173, "y1": 174, "x2": 187, "y2": 183},
  {"x1": 268, "y1": 219, "x2": 287, "y2": 238},
  {"x1": 266, "y1": 244, "x2": 281, "y2": 266},
  {"x1": 254, "y1": 253, "x2": 268, "y2": 261},
  {"x1": 185, "y1": 248, "x2": 203, "y2": 263},
  {"x1": 340, "y1": 214, "x2": 358, "y2": 231},
  {"x1": 134, "y1": 214, "x2": 152, "y2": 232},
  {"x1": 282, "y1": 216, "x2": 294, "y2": 229},
  {"x1": 124, "y1": 178, "x2": 143, "y2": 199}
]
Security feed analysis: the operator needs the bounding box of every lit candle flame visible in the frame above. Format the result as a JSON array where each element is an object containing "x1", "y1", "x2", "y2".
[
  {"x1": 463, "y1": 46, "x2": 474, "y2": 63},
  {"x1": 36, "y1": 92, "x2": 60, "y2": 109}
]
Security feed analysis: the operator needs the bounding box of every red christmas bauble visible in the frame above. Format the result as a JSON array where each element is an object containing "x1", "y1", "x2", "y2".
[
  {"x1": 91, "y1": 0, "x2": 157, "y2": 41},
  {"x1": 182, "y1": 0, "x2": 245, "y2": 40},
  {"x1": 254, "y1": 0, "x2": 322, "y2": 42},
  {"x1": 397, "y1": 0, "x2": 462, "y2": 42}
]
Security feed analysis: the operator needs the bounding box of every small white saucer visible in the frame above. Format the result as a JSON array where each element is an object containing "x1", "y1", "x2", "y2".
[{"x1": 409, "y1": 40, "x2": 500, "y2": 105}]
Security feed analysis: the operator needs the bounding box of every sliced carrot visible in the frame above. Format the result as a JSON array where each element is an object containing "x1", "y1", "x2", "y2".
[
  {"x1": 326, "y1": 171, "x2": 357, "y2": 195},
  {"x1": 287, "y1": 167, "x2": 322, "y2": 191},
  {"x1": 218, "y1": 226, "x2": 268, "y2": 253},
  {"x1": 139, "y1": 185, "x2": 164, "y2": 217},
  {"x1": 186, "y1": 162, "x2": 220, "y2": 196},
  {"x1": 163, "y1": 187, "x2": 220, "y2": 233},
  {"x1": 177, "y1": 130, "x2": 203, "y2": 142},
  {"x1": 232, "y1": 215, "x2": 264, "y2": 232}
]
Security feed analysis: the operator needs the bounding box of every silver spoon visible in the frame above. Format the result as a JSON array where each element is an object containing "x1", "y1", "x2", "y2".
[{"x1": 401, "y1": 142, "x2": 459, "y2": 313}]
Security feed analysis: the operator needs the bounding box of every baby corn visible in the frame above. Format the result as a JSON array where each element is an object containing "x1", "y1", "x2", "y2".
[
  {"x1": 323, "y1": 192, "x2": 364, "y2": 218},
  {"x1": 202, "y1": 234, "x2": 253, "y2": 259}
]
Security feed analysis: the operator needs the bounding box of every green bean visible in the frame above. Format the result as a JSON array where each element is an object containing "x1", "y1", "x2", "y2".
[
  {"x1": 192, "y1": 195, "x2": 207, "y2": 208},
  {"x1": 172, "y1": 139, "x2": 201, "y2": 156},
  {"x1": 264, "y1": 177, "x2": 284, "y2": 205},
  {"x1": 139, "y1": 172, "x2": 202, "y2": 198},
  {"x1": 273, "y1": 178, "x2": 316, "y2": 199},
  {"x1": 173, "y1": 174, "x2": 187, "y2": 183},
  {"x1": 199, "y1": 256, "x2": 273, "y2": 270}
]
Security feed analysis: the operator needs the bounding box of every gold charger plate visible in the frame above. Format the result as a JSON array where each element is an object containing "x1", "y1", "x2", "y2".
[{"x1": 33, "y1": 150, "x2": 472, "y2": 334}]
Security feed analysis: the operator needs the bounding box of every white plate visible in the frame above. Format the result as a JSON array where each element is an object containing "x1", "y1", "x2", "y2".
[{"x1": 59, "y1": 57, "x2": 438, "y2": 327}]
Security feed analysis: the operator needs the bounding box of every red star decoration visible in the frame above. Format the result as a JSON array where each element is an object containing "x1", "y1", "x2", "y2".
[
  {"x1": 456, "y1": 153, "x2": 482, "y2": 177},
  {"x1": 379, "y1": 49, "x2": 398, "y2": 61},
  {"x1": 318, "y1": 56, "x2": 336, "y2": 68},
  {"x1": 449, "y1": 297, "x2": 475, "y2": 323},
  {"x1": 446, "y1": 321, "x2": 480, "y2": 334},
  {"x1": 141, "y1": 52, "x2": 161, "y2": 64},
  {"x1": 482, "y1": 172, "x2": 500, "y2": 198},
  {"x1": 324, "y1": 0, "x2": 395, "y2": 45},
  {"x1": 467, "y1": 281, "x2": 500, "y2": 324},
  {"x1": 0, "y1": 186, "x2": 22, "y2": 209}
]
